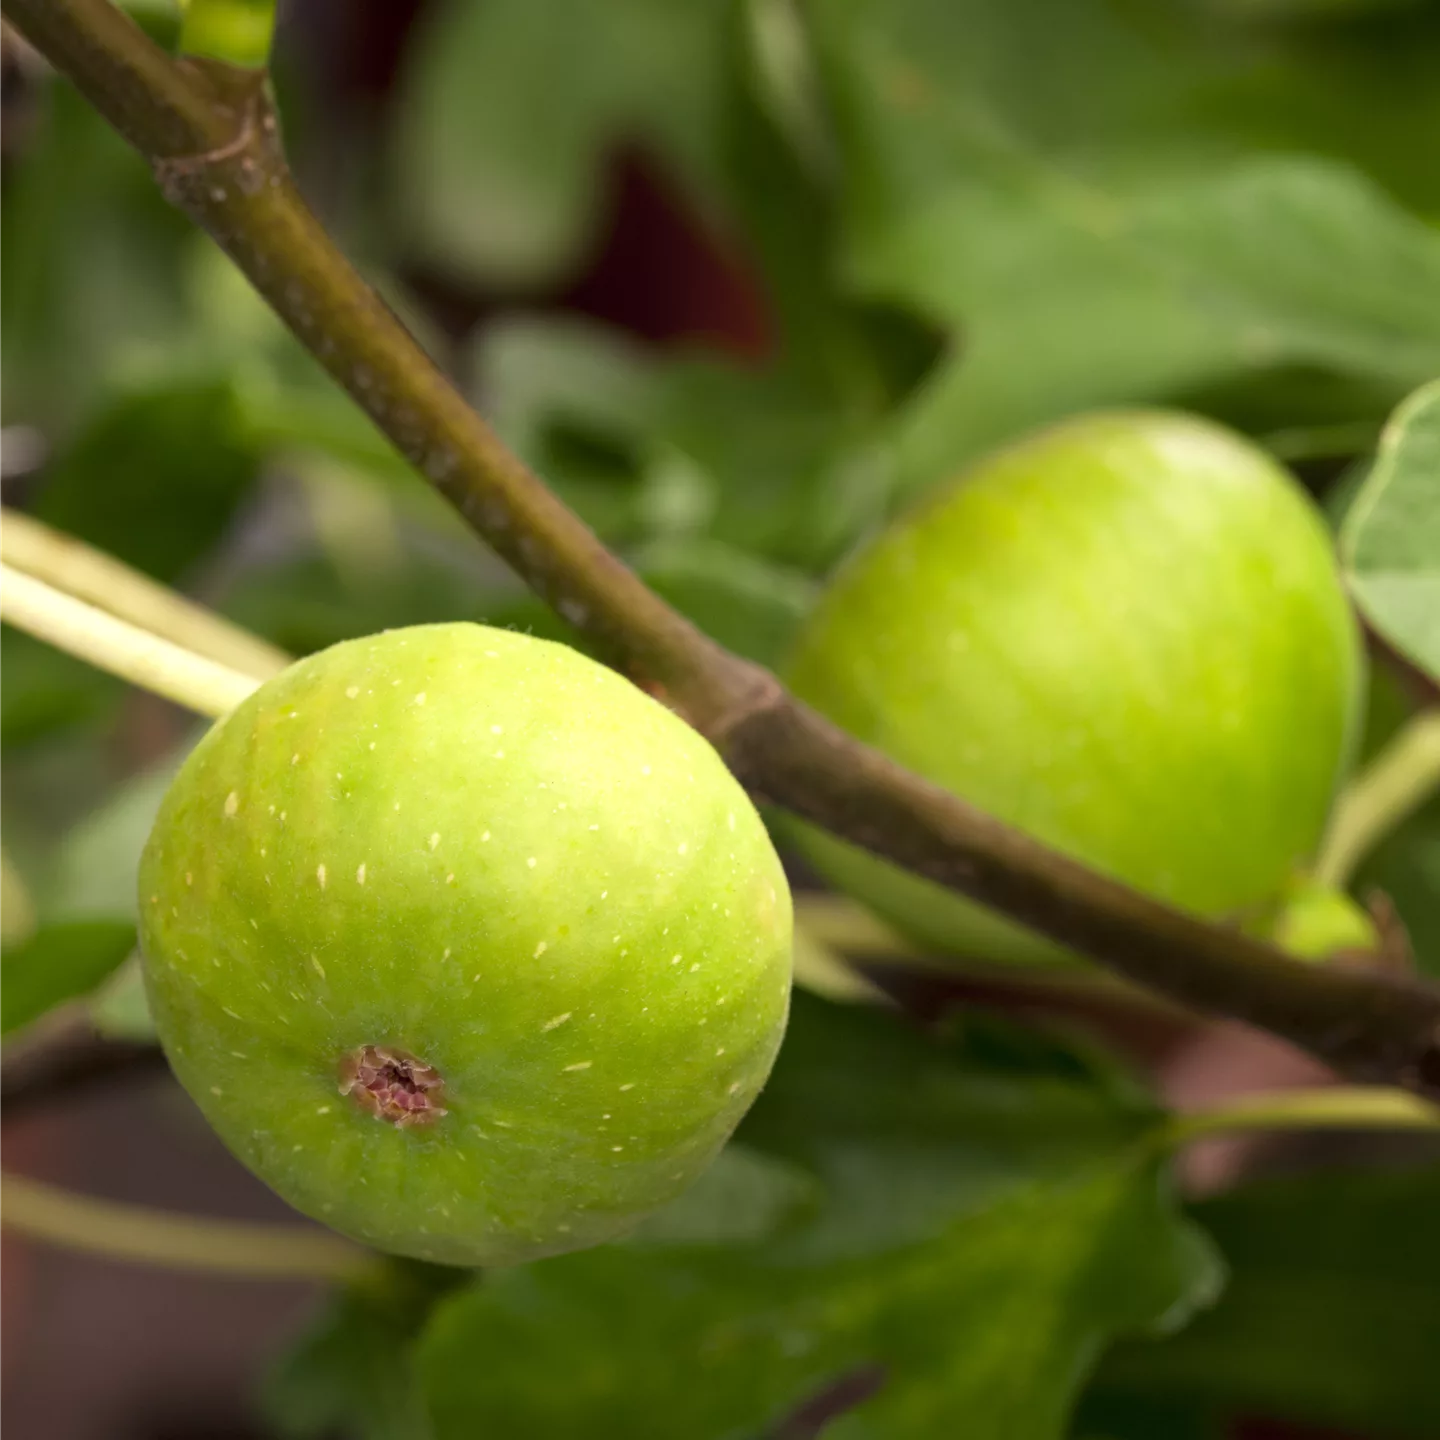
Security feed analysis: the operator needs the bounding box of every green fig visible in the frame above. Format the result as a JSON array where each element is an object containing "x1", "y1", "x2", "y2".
[
  {"x1": 785, "y1": 411, "x2": 1363, "y2": 967},
  {"x1": 139, "y1": 624, "x2": 792, "y2": 1266}
]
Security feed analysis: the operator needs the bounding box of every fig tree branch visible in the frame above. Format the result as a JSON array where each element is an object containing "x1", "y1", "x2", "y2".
[{"x1": 10, "y1": 0, "x2": 1440, "y2": 1098}]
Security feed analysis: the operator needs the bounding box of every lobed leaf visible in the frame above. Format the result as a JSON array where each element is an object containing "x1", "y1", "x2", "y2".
[{"x1": 412, "y1": 997, "x2": 1219, "y2": 1439}]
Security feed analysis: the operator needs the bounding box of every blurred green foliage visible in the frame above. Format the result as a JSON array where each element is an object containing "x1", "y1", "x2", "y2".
[{"x1": 3, "y1": 0, "x2": 1439, "y2": 1436}]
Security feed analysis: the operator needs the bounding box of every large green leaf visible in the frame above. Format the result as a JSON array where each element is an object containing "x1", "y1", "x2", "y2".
[
  {"x1": 1342, "y1": 378, "x2": 1440, "y2": 683},
  {"x1": 809, "y1": 0, "x2": 1440, "y2": 492},
  {"x1": 421, "y1": 1159, "x2": 1208, "y2": 1440},
  {"x1": 1096, "y1": 1163, "x2": 1440, "y2": 1439},
  {"x1": 472, "y1": 315, "x2": 900, "y2": 568},
  {"x1": 32, "y1": 379, "x2": 260, "y2": 583},
  {"x1": 0, "y1": 920, "x2": 136, "y2": 1037},
  {"x1": 415, "y1": 998, "x2": 1219, "y2": 1439},
  {"x1": 264, "y1": 1265, "x2": 464, "y2": 1440},
  {"x1": 0, "y1": 80, "x2": 192, "y2": 436},
  {"x1": 0, "y1": 631, "x2": 121, "y2": 749},
  {"x1": 45, "y1": 759, "x2": 188, "y2": 921},
  {"x1": 392, "y1": 0, "x2": 732, "y2": 288}
]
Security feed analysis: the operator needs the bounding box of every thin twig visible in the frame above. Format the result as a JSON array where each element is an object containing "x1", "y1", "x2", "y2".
[
  {"x1": 1, "y1": 1170, "x2": 372, "y2": 1281},
  {"x1": 1316, "y1": 711, "x2": 1440, "y2": 888},
  {"x1": 1, "y1": 507, "x2": 290, "y2": 681},
  {"x1": 8, "y1": 0, "x2": 1440, "y2": 1096},
  {"x1": 0, "y1": 563, "x2": 259, "y2": 718}
]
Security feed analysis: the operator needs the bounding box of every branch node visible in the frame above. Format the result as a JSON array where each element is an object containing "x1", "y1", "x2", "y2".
[
  {"x1": 150, "y1": 68, "x2": 278, "y2": 207},
  {"x1": 696, "y1": 664, "x2": 788, "y2": 751}
]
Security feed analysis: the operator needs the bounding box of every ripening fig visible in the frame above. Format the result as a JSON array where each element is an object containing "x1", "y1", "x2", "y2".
[
  {"x1": 139, "y1": 624, "x2": 792, "y2": 1266},
  {"x1": 785, "y1": 410, "x2": 1363, "y2": 968}
]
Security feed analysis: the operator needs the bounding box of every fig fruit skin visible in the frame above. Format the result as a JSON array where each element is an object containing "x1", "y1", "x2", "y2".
[
  {"x1": 785, "y1": 410, "x2": 1363, "y2": 967},
  {"x1": 1267, "y1": 882, "x2": 1379, "y2": 963},
  {"x1": 138, "y1": 624, "x2": 792, "y2": 1267}
]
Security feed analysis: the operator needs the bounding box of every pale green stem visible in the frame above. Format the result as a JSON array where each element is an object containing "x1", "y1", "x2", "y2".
[
  {"x1": 0, "y1": 563, "x2": 260, "y2": 719},
  {"x1": 1315, "y1": 711, "x2": 1440, "y2": 888},
  {"x1": 178, "y1": 0, "x2": 276, "y2": 68},
  {"x1": 1, "y1": 507, "x2": 290, "y2": 681},
  {"x1": 791, "y1": 922, "x2": 891, "y2": 1005},
  {"x1": 792, "y1": 893, "x2": 926, "y2": 959},
  {"x1": 1, "y1": 1171, "x2": 371, "y2": 1281},
  {"x1": 1160, "y1": 1085, "x2": 1440, "y2": 1152}
]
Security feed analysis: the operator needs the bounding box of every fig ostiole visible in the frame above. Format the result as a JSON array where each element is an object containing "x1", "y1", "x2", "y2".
[
  {"x1": 139, "y1": 624, "x2": 793, "y2": 1267},
  {"x1": 785, "y1": 410, "x2": 1363, "y2": 968}
]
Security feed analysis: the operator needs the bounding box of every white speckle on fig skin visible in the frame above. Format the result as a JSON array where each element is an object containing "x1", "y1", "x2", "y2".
[
  {"x1": 563, "y1": 1061, "x2": 592, "y2": 1072},
  {"x1": 356, "y1": 863, "x2": 367, "y2": 885},
  {"x1": 534, "y1": 941, "x2": 548, "y2": 957},
  {"x1": 311, "y1": 957, "x2": 326, "y2": 980},
  {"x1": 224, "y1": 791, "x2": 239, "y2": 816},
  {"x1": 542, "y1": 1013, "x2": 571, "y2": 1031},
  {"x1": 316, "y1": 864, "x2": 327, "y2": 889},
  {"x1": 428, "y1": 833, "x2": 440, "y2": 850}
]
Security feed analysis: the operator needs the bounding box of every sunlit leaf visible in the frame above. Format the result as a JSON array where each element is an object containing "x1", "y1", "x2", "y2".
[
  {"x1": 1342, "y1": 377, "x2": 1440, "y2": 682},
  {"x1": 810, "y1": 0, "x2": 1440, "y2": 492}
]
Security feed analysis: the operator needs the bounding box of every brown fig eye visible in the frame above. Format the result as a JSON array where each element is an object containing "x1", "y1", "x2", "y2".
[{"x1": 339, "y1": 1045, "x2": 447, "y2": 1127}]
